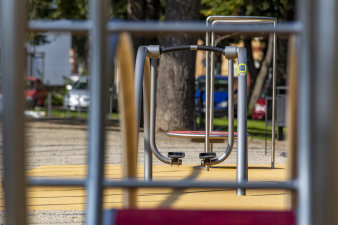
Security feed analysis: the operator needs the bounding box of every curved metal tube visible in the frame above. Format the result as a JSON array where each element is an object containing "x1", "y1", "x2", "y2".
[
  {"x1": 133, "y1": 46, "x2": 172, "y2": 165},
  {"x1": 143, "y1": 57, "x2": 152, "y2": 180},
  {"x1": 160, "y1": 45, "x2": 224, "y2": 54},
  {"x1": 116, "y1": 33, "x2": 138, "y2": 208},
  {"x1": 134, "y1": 46, "x2": 148, "y2": 131},
  {"x1": 149, "y1": 58, "x2": 172, "y2": 164},
  {"x1": 209, "y1": 47, "x2": 247, "y2": 166},
  {"x1": 210, "y1": 58, "x2": 234, "y2": 165},
  {"x1": 147, "y1": 44, "x2": 228, "y2": 165},
  {"x1": 206, "y1": 15, "x2": 277, "y2": 24},
  {"x1": 207, "y1": 16, "x2": 277, "y2": 169},
  {"x1": 133, "y1": 46, "x2": 152, "y2": 180}
]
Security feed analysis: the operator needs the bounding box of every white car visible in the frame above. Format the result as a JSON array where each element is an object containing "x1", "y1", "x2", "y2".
[{"x1": 63, "y1": 77, "x2": 90, "y2": 111}]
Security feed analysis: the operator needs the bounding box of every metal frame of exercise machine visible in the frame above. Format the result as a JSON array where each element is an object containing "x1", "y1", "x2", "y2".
[
  {"x1": 134, "y1": 44, "x2": 247, "y2": 195},
  {"x1": 205, "y1": 16, "x2": 277, "y2": 168},
  {"x1": 3, "y1": 0, "x2": 337, "y2": 224}
]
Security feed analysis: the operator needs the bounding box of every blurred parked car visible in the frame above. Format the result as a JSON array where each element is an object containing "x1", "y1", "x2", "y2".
[
  {"x1": 63, "y1": 76, "x2": 90, "y2": 111},
  {"x1": 25, "y1": 76, "x2": 47, "y2": 108},
  {"x1": 195, "y1": 75, "x2": 230, "y2": 118},
  {"x1": 252, "y1": 85, "x2": 271, "y2": 120}
]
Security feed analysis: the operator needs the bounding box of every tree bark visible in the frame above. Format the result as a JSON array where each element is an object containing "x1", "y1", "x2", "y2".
[
  {"x1": 127, "y1": 0, "x2": 160, "y2": 53},
  {"x1": 244, "y1": 39, "x2": 259, "y2": 100},
  {"x1": 248, "y1": 36, "x2": 274, "y2": 113},
  {"x1": 156, "y1": 0, "x2": 201, "y2": 131}
]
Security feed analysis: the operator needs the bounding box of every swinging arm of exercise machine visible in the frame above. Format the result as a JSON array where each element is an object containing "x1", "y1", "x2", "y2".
[
  {"x1": 206, "y1": 47, "x2": 247, "y2": 166},
  {"x1": 135, "y1": 45, "x2": 246, "y2": 166}
]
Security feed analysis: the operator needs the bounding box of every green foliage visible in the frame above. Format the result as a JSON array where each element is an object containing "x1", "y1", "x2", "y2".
[
  {"x1": 111, "y1": 0, "x2": 128, "y2": 19},
  {"x1": 51, "y1": 0, "x2": 88, "y2": 19},
  {"x1": 28, "y1": 0, "x2": 54, "y2": 19},
  {"x1": 201, "y1": 0, "x2": 295, "y2": 20},
  {"x1": 44, "y1": 91, "x2": 65, "y2": 106},
  {"x1": 201, "y1": 0, "x2": 244, "y2": 17}
]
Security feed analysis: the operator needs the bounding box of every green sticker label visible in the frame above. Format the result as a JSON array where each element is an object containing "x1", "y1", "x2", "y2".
[{"x1": 237, "y1": 63, "x2": 247, "y2": 76}]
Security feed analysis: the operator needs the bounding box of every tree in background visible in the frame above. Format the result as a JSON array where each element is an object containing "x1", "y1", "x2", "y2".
[
  {"x1": 201, "y1": 0, "x2": 295, "y2": 114},
  {"x1": 156, "y1": 0, "x2": 201, "y2": 131},
  {"x1": 127, "y1": 0, "x2": 161, "y2": 54}
]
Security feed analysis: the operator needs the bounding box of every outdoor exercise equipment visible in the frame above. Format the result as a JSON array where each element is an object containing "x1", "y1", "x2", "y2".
[
  {"x1": 205, "y1": 16, "x2": 277, "y2": 168},
  {"x1": 4, "y1": 0, "x2": 324, "y2": 220},
  {"x1": 134, "y1": 44, "x2": 248, "y2": 195}
]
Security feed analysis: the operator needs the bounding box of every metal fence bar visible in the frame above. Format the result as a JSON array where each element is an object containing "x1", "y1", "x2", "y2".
[
  {"x1": 1, "y1": 0, "x2": 27, "y2": 224},
  {"x1": 27, "y1": 178, "x2": 297, "y2": 190},
  {"x1": 103, "y1": 179, "x2": 298, "y2": 190},
  {"x1": 28, "y1": 20, "x2": 91, "y2": 32},
  {"x1": 106, "y1": 21, "x2": 302, "y2": 34},
  {"x1": 27, "y1": 20, "x2": 302, "y2": 34},
  {"x1": 85, "y1": 0, "x2": 109, "y2": 224}
]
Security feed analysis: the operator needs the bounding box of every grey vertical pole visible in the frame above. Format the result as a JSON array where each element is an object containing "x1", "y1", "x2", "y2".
[
  {"x1": 297, "y1": 0, "x2": 313, "y2": 224},
  {"x1": 85, "y1": 0, "x2": 109, "y2": 224},
  {"x1": 77, "y1": 97, "x2": 81, "y2": 117},
  {"x1": 271, "y1": 24, "x2": 277, "y2": 169},
  {"x1": 236, "y1": 48, "x2": 248, "y2": 196},
  {"x1": 210, "y1": 31, "x2": 215, "y2": 132},
  {"x1": 204, "y1": 21, "x2": 211, "y2": 170},
  {"x1": 48, "y1": 92, "x2": 52, "y2": 118},
  {"x1": 1, "y1": 0, "x2": 27, "y2": 224},
  {"x1": 298, "y1": 0, "x2": 338, "y2": 225},
  {"x1": 109, "y1": 92, "x2": 113, "y2": 118}
]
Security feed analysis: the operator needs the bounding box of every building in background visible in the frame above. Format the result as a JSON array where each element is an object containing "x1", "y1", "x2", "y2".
[{"x1": 26, "y1": 32, "x2": 71, "y2": 86}]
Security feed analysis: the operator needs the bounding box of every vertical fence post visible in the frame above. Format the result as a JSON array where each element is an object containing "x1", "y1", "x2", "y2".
[
  {"x1": 1, "y1": 0, "x2": 27, "y2": 224},
  {"x1": 296, "y1": 0, "x2": 313, "y2": 225},
  {"x1": 77, "y1": 97, "x2": 81, "y2": 118},
  {"x1": 85, "y1": 0, "x2": 109, "y2": 224},
  {"x1": 298, "y1": 0, "x2": 338, "y2": 225},
  {"x1": 48, "y1": 92, "x2": 52, "y2": 118}
]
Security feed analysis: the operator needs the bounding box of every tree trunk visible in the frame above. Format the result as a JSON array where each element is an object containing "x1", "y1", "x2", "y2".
[
  {"x1": 244, "y1": 39, "x2": 259, "y2": 101},
  {"x1": 127, "y1": 0, "x2": 160, "y2": 53},
  {"x1": 156, "y1": 0, "x2": 201, "y2": 131},
  {"x1": 248, "y1": 36, "x2": 274, "y2": 114}
]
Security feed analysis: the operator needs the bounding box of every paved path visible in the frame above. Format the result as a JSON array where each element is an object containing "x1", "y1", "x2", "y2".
[{"x1": 0, "y1": 119, "x2": 289, "y2": 224}]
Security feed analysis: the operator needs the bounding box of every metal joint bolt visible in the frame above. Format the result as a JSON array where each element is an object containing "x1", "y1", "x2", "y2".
[
  {"x1": 223, "y1": 46, "x2": 237, "y2": 59},
  {"x1": 146, "y1": 45, "x2": 161, "y2": 58}
]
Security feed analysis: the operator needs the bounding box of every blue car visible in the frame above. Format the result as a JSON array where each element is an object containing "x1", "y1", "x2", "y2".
[{"x1": 195, "y1": 75, "x2": 229, "y2": 118}]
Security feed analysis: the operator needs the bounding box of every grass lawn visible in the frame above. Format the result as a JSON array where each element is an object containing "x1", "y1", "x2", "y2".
[
  {"x1": 32, "y1": 109, "x2": 284, "y2": 140},
  {"x1": 213, "y1": 117, "x2": 285, "y2": 140},
  {"x1": 33, "y1": 108, "x2": 119, "y2": 119}
]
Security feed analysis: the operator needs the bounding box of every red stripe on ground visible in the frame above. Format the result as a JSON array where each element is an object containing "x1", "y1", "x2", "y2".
[{"x1": 115, "y1": 209, "x2": 295, "y2": 225}]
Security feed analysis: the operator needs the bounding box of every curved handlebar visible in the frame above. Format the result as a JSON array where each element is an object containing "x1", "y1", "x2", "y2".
[
  {"x1": 134, "y1": 46, "x2": 172, "y2": 165},
  {"x1": 160, "y1": 45, "x2": 224, "y2": 54}
]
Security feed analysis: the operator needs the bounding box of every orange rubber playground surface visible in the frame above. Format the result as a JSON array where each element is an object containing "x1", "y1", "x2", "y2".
[{"x1": 0, "y1": 164, "x2": 290, "y2": 211}]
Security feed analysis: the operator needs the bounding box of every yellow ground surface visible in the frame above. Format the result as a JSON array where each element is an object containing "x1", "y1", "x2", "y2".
[{"x1": 0, "y1": 164, "x2": 289, "y2": 211}]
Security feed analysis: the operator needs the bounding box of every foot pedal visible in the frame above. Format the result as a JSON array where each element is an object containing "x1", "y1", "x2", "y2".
[
  {"x1": 168, "y1": 152, "x2": 185, "y2": 159},
  {"x1": 199, "y1": 152, "x2": 216, "y2": 159},
  {"x1": 168, "y1": 152, "x2": 185, "y2": 166}
]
